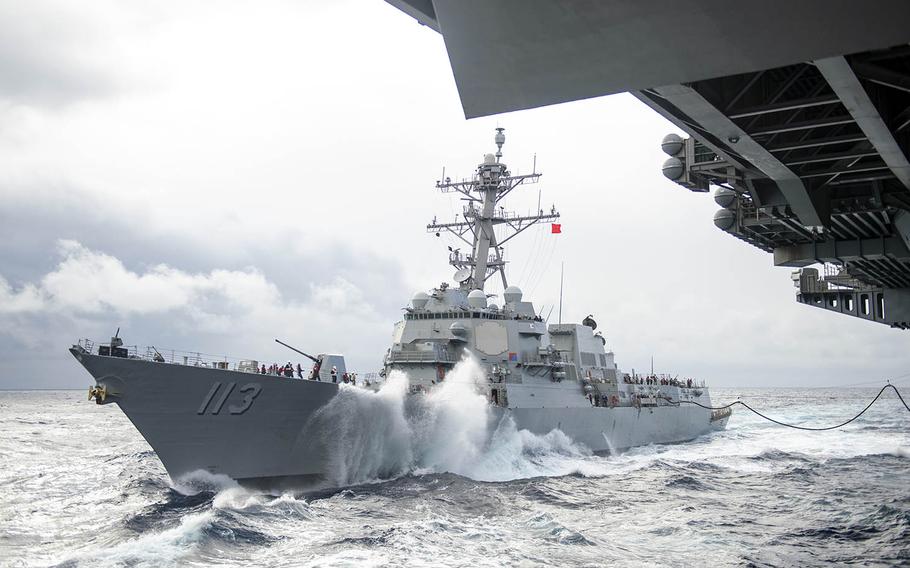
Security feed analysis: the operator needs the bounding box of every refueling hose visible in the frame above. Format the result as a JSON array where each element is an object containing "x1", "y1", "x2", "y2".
[{"x1": 672, "y1": 384, "x2": 910, "y2": 431}]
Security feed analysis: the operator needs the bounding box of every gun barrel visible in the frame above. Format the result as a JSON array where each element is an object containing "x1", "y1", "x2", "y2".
[{"x1": 274, "y1": 339, "x2": 319, "y2": 363}]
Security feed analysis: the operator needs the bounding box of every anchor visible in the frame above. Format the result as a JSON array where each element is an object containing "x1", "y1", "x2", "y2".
[{"x1": 88, "y1": 384, "x2": 108, "y2": 403}]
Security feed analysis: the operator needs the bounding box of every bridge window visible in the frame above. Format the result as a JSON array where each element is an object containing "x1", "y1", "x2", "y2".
[
  {"x1": 861, "y1": 294, "x2": 870, "y2": 316},
  {"x1": 876, "y1": 293, "x2": 885, "y2": 319},
  {"x1": 844, "y1": 296, "x2": 854, "y2": 311}
]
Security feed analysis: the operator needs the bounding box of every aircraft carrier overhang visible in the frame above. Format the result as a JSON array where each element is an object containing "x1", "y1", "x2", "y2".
[{"x1": 387, "y1": 0, "x2": 910, "y2": 329}]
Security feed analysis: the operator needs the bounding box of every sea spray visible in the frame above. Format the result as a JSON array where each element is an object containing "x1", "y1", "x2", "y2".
[
  {"x1": 313, "y1": 371, "x2": 415, "y2": 485},
  {"x1": 312, "y1": 355, "x2": 594, "y2": 485},
  {"x1": 408, "y1": 356, "x2": 495, "y2": 475},
  {"x1": 460, "y1": 419, "x2": 593, "y2": 481},
  {"x1": 171, "y1": 470, "x2": 239, "y2": 496}
]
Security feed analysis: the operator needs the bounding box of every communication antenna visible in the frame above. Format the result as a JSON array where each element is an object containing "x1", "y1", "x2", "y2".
[
  {"x1": 428, "y1": 128, "x2": 558, "y2": 291},
  {"x1": 558, "y1": 261, "x2": 564, "y2": 325},
  {"x1": 494, "y1": 127, "x2": 505, "y2": 161},
  {"x1": 453, "y1": 268, "x2": 472, "y2": 283}
]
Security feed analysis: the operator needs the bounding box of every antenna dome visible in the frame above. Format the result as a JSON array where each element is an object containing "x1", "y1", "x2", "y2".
[
  {"x1": 449, "y1": 321, "x2": 467, "y2": 336},
  {"x1": 483, "y1": 153, "x2": 496, "y2": 165},
  {"x1": 661, "y1": 133, "x2": 684, "y2": 156},
  {"x1": 714, "y1": 187, "x2": 737, "y2": 209},
  {"x1": 503, "y1": 285, "x2": 523, "y2": 303},
  {"x1": 662, "y1": 157, "x2": 684, "y2": 180},
  {"x1": 411, "y1": 291, "x2": 429, "y2": 309},
  {"x1": 713, "y1": 209, "x2": 736, "y2": 231},
  {"x1": 467, "y1": 289, "x2": 487, "y2": 309}
]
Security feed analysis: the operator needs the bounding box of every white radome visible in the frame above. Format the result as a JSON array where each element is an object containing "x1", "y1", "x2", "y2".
[
  {"x1": 411, "y1": 291, "x2": 429, "y2": 309},
  {"x1": 467, "y1": 289, "x2": 487, "y2": 308},
  {"x1": 503, "y1": 285, "x2": 523, "y2": 303}
]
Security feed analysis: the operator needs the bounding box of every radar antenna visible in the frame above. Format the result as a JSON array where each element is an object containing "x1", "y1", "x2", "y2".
[
  {"x1": 427, "y1": 128, "x2": 560, "y2": 291},
  {"x1": 494, "y1": 127, "x2": 505, "y2": 161}
]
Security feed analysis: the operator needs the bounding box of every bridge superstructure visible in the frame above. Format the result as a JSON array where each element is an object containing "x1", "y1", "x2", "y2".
[{"x1": 387, "y1": 0, "x2": 910, "y2": 328}]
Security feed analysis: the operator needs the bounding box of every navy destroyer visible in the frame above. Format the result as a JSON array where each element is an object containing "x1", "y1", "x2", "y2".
[{"x1": 70, "y1": 129, "x2": 730, "y2": 487}]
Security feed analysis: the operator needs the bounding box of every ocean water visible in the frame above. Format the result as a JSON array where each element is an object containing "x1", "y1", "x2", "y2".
[{"x1": 1, "y1": 380, "x2": 908, "y2": 567}]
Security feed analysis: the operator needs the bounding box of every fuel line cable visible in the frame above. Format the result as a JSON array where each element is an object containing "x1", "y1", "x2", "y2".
[{"x1": 670, "y1": 383, "x2": 909, "y2": 431}]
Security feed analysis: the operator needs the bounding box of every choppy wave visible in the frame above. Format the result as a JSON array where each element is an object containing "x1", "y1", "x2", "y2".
[{"x1": 1, "y1": 385, "x2": 908, "y2": 567}]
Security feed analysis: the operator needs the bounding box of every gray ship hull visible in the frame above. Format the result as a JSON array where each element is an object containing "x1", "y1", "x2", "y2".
[
  {"x1": 72, "y1": 348, "x2": 338, "y2": 487},
  {"x1": 510, "y1": 406, "x2": 726, "y2": 454},
  {"x1": 72, "y1": 348, "x2": 727, "y2": 488},
  {"x1": 503, "y1": 381, "x2": 728, "y2": 452}
]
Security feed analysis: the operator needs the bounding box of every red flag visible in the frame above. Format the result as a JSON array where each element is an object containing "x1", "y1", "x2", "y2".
[{"x1": 551, "y1": 223, "x2": 561, "y2": 234}]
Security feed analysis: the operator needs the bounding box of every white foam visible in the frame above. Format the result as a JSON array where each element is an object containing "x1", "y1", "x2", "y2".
[
  {"x1": 171, "y1": 469, "x2": 239, "y2": 495},
  {"x1": 59, "y1": 510, "x2": 215, "y2": 567},
  {"x1": 312, "y1": 356, "x2": 604, "y2": 485},
  {"x1": 313, "y1": 371, "x2": 415, "y2": 485}
]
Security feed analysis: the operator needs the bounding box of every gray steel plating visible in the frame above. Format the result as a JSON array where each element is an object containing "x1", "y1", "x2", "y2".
[{"x1": 72, "y1": 347, "x2": 337, "y2": 486}]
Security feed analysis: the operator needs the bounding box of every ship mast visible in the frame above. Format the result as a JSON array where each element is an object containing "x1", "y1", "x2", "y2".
[{"x1": 428, "y1": 128, "x2": 560, "y2": 292}]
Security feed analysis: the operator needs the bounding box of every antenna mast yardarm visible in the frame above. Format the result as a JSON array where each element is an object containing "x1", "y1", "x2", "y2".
[{"x1": 428, "y1": 128, "x2": 560, "y2": 291}]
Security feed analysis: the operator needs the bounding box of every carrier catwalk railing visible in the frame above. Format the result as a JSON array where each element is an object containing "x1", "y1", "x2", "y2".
[{"x1": 74, "y1": 339, "x2": 385, "y2": 379}]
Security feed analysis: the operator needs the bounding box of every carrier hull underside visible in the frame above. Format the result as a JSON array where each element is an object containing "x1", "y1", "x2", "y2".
[{"x1": 71, "y1": 349, "x2": 338, "y2": 487}]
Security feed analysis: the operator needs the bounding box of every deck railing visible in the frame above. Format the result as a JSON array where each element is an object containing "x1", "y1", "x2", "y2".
[
  {"x1": 75, "y1": 338, "x2": 377, "y2": 376},
  {"x1": 77, "y1": 338, "x2": 249, "y2": 368}
]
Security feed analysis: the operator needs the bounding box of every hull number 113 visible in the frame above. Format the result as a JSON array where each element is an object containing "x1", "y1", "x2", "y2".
[{"x1": 196, "y1": 382, "x2": 262, "y2": 415}]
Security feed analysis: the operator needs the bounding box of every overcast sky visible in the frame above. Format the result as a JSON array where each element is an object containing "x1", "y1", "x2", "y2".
[{"x1": 1, "y1": 0, "x2": 907, "y2": 389}]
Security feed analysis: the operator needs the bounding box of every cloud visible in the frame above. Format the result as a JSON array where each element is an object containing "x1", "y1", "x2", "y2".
[
  {"x1": 0, "y1": 1, "x2": 127, "y2": 108},
  {"x1": 32, "y1": 240, "x2": 271, "y2": 316},
  {"x1": 0, "y1": 240, "x2": 399, "y2": 387},
  {"x1": 0, "y1": 239, "x2": 378, "y2": 321},
  {"x1": 0, "y1": 280, "x2": 42, "y2": 313},
  {"x1": 0, "y1": 180, "x2": 410, "y2": 313}
]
